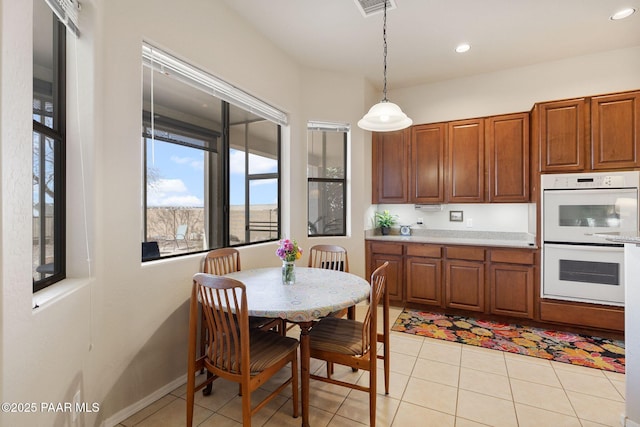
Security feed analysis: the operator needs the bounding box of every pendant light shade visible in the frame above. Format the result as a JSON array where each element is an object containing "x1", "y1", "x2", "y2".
[
  {"x1": 358, "y1": 100, "x2": 412, "y2": 132},
  {"x1": 358, "y1": 1, "x2": 412, "y2": 132}
]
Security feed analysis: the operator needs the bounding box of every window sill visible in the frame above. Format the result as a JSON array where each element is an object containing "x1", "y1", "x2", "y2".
[{"x1": 32, "y1": 277, "x2": 93, "y2": 313}]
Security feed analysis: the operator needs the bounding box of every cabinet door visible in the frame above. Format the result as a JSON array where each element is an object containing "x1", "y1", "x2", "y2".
[
  {"x1": 489, "y1": 263, "x2": 534, "y2": 319},
  {"x1": 406, "y1": 257, "x2": 442, "y2": 306},
  {"x1": 591, "y1": 91, "x2": 640, "y2": 170},
  {"x1": 410, "y1": 123, "x2": 446, "y2": 203},
  {"x1": 371, "y1": 253, "x2": 404, "y2": 303},
  {"x1": 372, "y1": 129, "x2": 409, "y2": 203},
  {"x1": 447, "y1": 119, "x2": 485, "y2": 202},
  {"x1": 445, "y1": 260, "x2": 485, "y2": 312},
  {"x1": 537, "y1": 98, "x2": 589, "y2": 172},
  {"x1": 486, "y1": 113, "x2": 530, "y2": 202}
]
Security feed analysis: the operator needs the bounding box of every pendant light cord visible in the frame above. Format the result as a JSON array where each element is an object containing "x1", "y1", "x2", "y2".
[{"x1": 382, "y1": 0, "x2": 388, "y2": 102}]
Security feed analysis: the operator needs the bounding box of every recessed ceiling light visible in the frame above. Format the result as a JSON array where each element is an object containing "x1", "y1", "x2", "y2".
[
  {"x1": 455, "y1": 43, "x2": 471, "y2": 53},
  {"x1": 610, "y1": 7, "x2": 636, "y2": 20}
]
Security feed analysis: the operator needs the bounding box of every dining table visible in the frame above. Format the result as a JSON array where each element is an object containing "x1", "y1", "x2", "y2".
[{"x1": 224, "y1": 266, "x2": 371, "y2": 427}]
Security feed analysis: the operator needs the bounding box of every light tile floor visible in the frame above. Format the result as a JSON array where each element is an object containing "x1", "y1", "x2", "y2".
[{"x1": 118, "y1": 306, "x2": 626, "y2": 426}]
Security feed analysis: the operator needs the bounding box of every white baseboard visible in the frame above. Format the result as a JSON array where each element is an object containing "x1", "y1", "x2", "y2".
[
  {"x1": 102, "y1": 374, "x2": 187, "y2": 427},
  {"x1": 622, "y1": 414, "x2": 640, "y2": 427}
]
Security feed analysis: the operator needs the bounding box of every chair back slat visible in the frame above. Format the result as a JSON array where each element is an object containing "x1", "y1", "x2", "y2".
[
  {"x1": 203, "y1": 248, "x2": 241, "y2": 275},
  {"x1": 361, "y1": 262, "x2": 388, "y2": 354},
  {"x1": 195, "y1": 273, "x2": 248, "y2": 374},
  {"x1": 308, "y1": 244, "x2": 349, "y2": 272}
]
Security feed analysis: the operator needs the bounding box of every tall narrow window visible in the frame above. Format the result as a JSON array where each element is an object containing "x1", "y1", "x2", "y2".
[
  {"x1": 142, "y1": 43, "x2": 284, "y2": 260},
  {"x1": 33, "y1": 0, "x2": 66, "y2": 291},
  {"x1": 307, "y1": 122, "x2": 348, "y2": 237}
]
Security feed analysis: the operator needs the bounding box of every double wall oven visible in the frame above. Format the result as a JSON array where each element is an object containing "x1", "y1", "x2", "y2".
[{"x1": 541, "y1": 171, "x2": 640, "y2": 306}]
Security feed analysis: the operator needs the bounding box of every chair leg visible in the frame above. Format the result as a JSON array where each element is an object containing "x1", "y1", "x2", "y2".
[
  {"x1": 291, "y1": 355, "x2": 299, "y2": 418},
  {"x1": 186, "y1": 372, "x2": 195, "y2": 426},
  {"x1": 383, "y1": 348, "x2": 390, "y2": 395},
  {"x1": 241, "y1": 387, "x2": 252, "y2": 427},
  {"x1": 203, "y1": 371, "x2": 213, "y2": 396},
  {"x1": 369, "y1": 367, "x2": 377, "y2": 427}
]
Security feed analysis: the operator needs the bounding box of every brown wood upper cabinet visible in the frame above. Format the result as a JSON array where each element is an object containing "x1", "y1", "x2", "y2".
[
  {"x1": 486, "y1": 113, "x2": 530, "y2": 202},
  {"x1": 592, "y1": 91, "x2": 640, "y2": 170},
  {"x1": 535, "y1": 90, "x2": 640, "y2": 172},
  {"x1": 372, "y1": 113, "x2": 530, "y2": 204},
  {"x1": 447, "y1": 119, "x2": 485, "y2": 202},
  {"x1": 535, "y1": 97, "x2": 589, "y2": 172},
  {"x1": 372, "y1": 129, "x2": 410, "y2": 203},
  {"x1": 410, "y1": 123, "x2": 447, "y2": 203}
]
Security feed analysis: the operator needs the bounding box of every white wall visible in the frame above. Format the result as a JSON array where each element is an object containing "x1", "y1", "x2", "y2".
[
  {"x1": 394, "y1": 46, "x2": 640, "y2": 125},
  {"x1": 375, "y1": 203, "x2": 532, "y2": 233},
  {"x1": 1, "y1": 0, "x2": 639, "y2": 425}
]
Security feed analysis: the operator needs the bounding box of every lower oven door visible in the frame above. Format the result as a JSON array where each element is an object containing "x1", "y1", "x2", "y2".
[{"x1": 542, "y1": 243, "x2": 624, "y2": 306}]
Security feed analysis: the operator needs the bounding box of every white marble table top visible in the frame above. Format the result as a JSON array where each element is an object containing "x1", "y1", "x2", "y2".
[{"x1": 224, "y1": 266, "x2": 371, "y2": 322}]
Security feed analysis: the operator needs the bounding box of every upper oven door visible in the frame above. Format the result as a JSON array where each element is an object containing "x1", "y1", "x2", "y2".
[{"x1": 543, "y1": 188, "x2": 638, "y2": 244}]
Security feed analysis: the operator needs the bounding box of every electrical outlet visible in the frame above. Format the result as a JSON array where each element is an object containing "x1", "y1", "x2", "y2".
[{"x1": 466, "y1": 218, "x2": 473, "y2": 228}]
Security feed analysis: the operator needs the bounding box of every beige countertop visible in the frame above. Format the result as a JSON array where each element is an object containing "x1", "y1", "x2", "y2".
[
  {"x1": 594, "y1": 232, "x2": 640, "y2": 244},
  {"x1": 365, "y1": 228, "x2": 537, "y2": 249}
]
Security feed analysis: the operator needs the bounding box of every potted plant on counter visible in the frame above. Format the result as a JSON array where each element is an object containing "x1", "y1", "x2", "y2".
[{"x1": 375, "y1": 210, "x2": 398, "y2": 235}]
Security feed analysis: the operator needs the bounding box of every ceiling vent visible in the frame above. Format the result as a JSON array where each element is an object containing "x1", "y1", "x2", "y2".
[{"x1": 353, "y1": 0, "x2": 397, "y2": 17}]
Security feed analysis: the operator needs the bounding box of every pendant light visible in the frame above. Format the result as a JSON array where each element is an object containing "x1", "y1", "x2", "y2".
[{"x1": 358, "y1": 0, "x2": 412, "y2": 132}]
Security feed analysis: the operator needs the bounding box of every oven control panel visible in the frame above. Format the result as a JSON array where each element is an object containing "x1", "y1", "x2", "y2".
[
  {"x1": 543, "y1": 171, "x2": 640, "y2": 190},
  {"x1": 551, "y1": 175, "x2": 623, "y2": 189}
]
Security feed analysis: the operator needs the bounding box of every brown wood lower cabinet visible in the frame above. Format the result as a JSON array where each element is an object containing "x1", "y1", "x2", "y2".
[
  {"x1": 368, "y1": 242, "x2": 404, "y2": 303},
  {"x1": 406, "y1": 244, "x2": 442, "y2": 306},
  {"x1": 445, "y1": 246, "x2": 486, "y2": 312},
  {"x1": 489, "y1": 249, "x2": 535, "y2": 319},
  {"x1": 490, "y1": 264, "x2": 534, "y2": 318},
  {"x1": 369, "y1": 241, "x2": 527, "y2": 315}
]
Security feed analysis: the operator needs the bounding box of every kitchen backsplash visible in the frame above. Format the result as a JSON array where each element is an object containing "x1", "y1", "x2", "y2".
[{"x1": 366, "y1": 203, "x2": 536, "y2": 234}]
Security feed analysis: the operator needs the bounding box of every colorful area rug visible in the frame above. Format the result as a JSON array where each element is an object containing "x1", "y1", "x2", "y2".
[{"x1": 392, "y1": 309, "x2": 625, "y2": 373}]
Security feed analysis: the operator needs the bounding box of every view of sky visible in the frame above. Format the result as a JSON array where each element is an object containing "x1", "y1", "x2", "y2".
[{"x1": 146, "y1": 141, "x2": 278, "y2": 207}]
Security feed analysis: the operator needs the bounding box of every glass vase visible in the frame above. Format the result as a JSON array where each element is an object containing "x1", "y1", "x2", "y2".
[{"x1": 282, "y1": 260, "x2": 296, "y2": 285}]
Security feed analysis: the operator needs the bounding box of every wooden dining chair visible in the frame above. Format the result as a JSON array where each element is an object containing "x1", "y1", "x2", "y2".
[
  {"x1": 308, "y1": 262, "x2": 389, "y2": 427},
  {"x1": 187, "y1": 273, "x2": 299, "y2": 427},
  {"x1": 307, "y1": 244, "x2": 353, "y2": 320},
  {"x1": 200, "y1": 248, "x2": 285, "y2": 395}
]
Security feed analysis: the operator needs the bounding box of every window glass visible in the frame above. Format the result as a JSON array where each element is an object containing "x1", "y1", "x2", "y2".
[
  {"x1": 33, "y1": 0, "x2": 66, "y2": 291},
  {"x1": 229, "y1": 104, "x2": 280, "y2": 246},
  {"x1": 307, "y1": 125, "x2": 347, "y2": 236}
]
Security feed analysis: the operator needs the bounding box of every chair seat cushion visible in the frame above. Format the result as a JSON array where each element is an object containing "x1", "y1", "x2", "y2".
[
  {"x1": 211, "y1": 330, "x2": 297, "y2": 375},
  {"x1": 309, "y1": 317, "x2": 364, "y2": 355},
  {"x1": 248, "y1": 330, "x2": 298, "y2": 373}
]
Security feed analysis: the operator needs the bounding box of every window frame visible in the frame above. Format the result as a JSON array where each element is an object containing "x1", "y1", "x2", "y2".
[
  {"x1": 307, "y1": 122, "x2": 348, "y2": 237},
  {"x1": 141, "y1": 45, "x2": 283, "y2": 260},
  {"x1": 32, "y1": 8, "x2": 67, "y2": 292}
]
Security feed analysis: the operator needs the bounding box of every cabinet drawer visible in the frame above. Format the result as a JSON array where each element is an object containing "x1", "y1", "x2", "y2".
[
  {"x1": 446, "y1": 246, "x2": 485, "y2": 261},
  {"x1": 369, "y1": 242, "x2": 403, "y2": 255},
  {"x1": 406, "y1": 244, "x2": 442, "y2": 258},
  {"x1": 490, "y1": 249, "x2": 534, "y2": 265}
]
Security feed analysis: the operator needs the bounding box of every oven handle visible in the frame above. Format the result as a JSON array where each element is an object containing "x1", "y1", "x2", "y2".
[{"x1": 543, "y1": 242, "x2": 624, "y2": 252}]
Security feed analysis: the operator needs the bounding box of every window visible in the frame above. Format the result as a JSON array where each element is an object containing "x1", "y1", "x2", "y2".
[
  {"x1": 32, "y1": 0, "x2": 66, "y2": 292},
  {"x1": 142, "y1": 44, "x2": 283, "y2": 260},
  {"x1": 307, "y1": 122, "x2": 348, "y2": 237}
]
